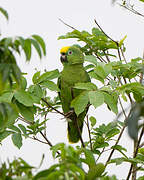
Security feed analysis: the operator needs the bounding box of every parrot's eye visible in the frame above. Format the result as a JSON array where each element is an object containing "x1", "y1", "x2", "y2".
[{"x1": 68, "y1": 50, "x2": 73, "y2": 55}]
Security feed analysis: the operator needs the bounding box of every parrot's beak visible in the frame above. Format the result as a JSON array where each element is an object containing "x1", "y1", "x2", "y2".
[{"x1": 60, "y1": 53, "x2": 68, "y2": 63}]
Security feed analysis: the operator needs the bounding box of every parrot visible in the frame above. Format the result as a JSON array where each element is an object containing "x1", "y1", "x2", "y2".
[{"x1": 58, "y1": 45, "x2": 90, "y2": 143}]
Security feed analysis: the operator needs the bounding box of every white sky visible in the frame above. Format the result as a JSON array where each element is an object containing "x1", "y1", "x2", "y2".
[{"x1": 0, "y1": 0, "x2": 144, "y2": 179}]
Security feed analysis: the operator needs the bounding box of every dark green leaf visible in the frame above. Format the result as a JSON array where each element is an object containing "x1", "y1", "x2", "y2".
[
  {"x1": 23, "y1": 39, "x2": 31, "y2": 61},
  {"x1": 89, "y1": 116, "x2": 96, "y2": 127},
  {"x1": 0, "y1": 130, "x2": 12, "y2": 141},
  {"x1": 14, "y1": 90, "x2": 34, "y2": 107},
  {"x1": 8, "y1": 125, "x2": 21, "y2": 133},
  {"x1": 30, "y1": 38, "x2": 42, "y2": 59},
  {"x1": 18, "y1": 124, "x2": 27, "y2": 136},
  {"x1": 16, "y1": 101, "x2": 34, "y2": 122},
  {"x1": 32, "y1": 35, "x2": 46, "y2": 56},
  {"x1": 0, "y1": 7, "x2": 9, "y2": 20},
  {"x1": 36, "y1": 69, "x2": 60, "y2": 83},
  {"x1": 0, "y1": 92, "x2": 14, "y2": 103},
  {"x1": 11, "y1": 133, "x2": 22, "y2": 149}
]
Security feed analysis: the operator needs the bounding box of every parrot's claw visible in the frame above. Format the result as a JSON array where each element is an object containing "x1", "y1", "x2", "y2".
[
  {"x1": 60, "y1": 110, "x2": 74, "y2": 121},
  {"x1": 64, "y1": 110, "x2": 74, "y2": 118}
]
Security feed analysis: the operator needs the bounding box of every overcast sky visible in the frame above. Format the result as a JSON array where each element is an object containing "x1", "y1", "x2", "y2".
[{"x1": 0, "y1": 0, "x2": 144, "y2": 178}]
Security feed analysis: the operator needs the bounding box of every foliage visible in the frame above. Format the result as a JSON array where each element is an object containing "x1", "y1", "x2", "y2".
[{"x1": 0, "y1": 6, "x2": 144, "y2": 180}]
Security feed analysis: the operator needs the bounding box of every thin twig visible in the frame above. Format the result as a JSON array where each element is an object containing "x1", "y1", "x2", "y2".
[
  {"x1": 126, "y1": 126, "x2": 144, "y2": 180},
  {"x1": 105, "y1": 125, "x2": 126, "y2": 166},
  {"x1": 41, "y1": 98, "x2": 65, "y2": 116},
  {"x1": 103, "y1": 51, "x2": 110, "y2": 62},
  {"x1": 119, "y1": 3, "x2": 144, "y2": 18},
  {"x1": 94, "y1": 19, "x2": 122, "y2": 63},
  {"x1": 18, "y1": 115, "x2": 60, "y2": 155},
  {"x1": 86, "y1": 115, "x2": 92, "y2": 151},
  {"x1": 94, "y1": 19, "x2": 117, "y2": 43},
  {"x1": 120, "y1": 47, "x2": 127, "y2": 64},
  {"x1": 119, "y1": 97, "x2": 127, "y2": 119},
  {"x1": 58, "y1": 18, "x2": 76, "y2": 30},
  {"x1": 30, "y1": 136, "x2": 48, "y2": 145},
  {"x1": 75, "y1": 117, "x2": 85, "y2": 148}
]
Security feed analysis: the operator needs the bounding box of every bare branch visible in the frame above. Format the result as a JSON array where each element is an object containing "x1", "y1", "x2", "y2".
[
  {"x1": 58, "y1": 18, "x2": 76, "y2": 30},
  {"x1": 41, "y1": 98, "x2": 65, "y2": 116}
]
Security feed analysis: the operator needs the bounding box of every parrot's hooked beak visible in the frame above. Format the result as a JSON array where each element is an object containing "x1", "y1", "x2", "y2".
[{"x1": 60, "y1": 53, "x2": 68, "y2": 63}]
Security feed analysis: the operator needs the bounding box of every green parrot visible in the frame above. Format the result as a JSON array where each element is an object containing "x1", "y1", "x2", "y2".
[{"x1": 58, "y1": 45, "x2": 90, "y2": 143}]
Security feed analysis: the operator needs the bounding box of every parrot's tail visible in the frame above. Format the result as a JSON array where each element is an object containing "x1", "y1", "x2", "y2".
[{"x1": 67, "y1": 112, "x2": 85, "y2": 143}]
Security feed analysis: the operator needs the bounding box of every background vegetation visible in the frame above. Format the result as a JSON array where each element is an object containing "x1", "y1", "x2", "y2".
[{"x1": 0, "y1": 1, "x2": 144, "y2": 179}]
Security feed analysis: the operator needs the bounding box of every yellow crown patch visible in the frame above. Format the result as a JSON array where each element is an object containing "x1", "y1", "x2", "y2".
[{"x1": 60, "y1": 46, "x2": 70, "y2": 54}]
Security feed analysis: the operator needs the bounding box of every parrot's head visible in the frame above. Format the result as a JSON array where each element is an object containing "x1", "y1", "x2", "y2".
[{"x1": 60, "y1": 46, "x2": 84, "y2": 65}]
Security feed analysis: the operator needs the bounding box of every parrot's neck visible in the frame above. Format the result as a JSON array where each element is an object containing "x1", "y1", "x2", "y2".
[{"x1": 63, "y1": 63, "x2": 83, "y2": 69}]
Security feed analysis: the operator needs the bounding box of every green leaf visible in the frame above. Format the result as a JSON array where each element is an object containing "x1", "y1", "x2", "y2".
[
  {"x1": 109, "y1": 157, "x2": 126, "y2": 165},
  {"x1": 33, "y1": 164, "x2": 59, "y2": 180},
  {"x1": 51, "y1": 143, "x2": 64, "y2": 158},
  {"x1": 17, "y1": 36, "x2": 25, "y2": 48},
  {"x1": 139, "y1": 0, "x2": 144, "y2": 3},
  {"x1": 89, "y1": 116, "x2": 96, "y2": 127},
  {"x1": 21, "y1": 76, "x2": 27, "y2": 90},
  {"x1": 83, "y1": 149, "x2": 96, "y2": 168},
  {"x1": 0, "y1": 103, "x2": 18, "y2": 132},
  {"x1": 14, "y1": 90, "x2": 34, "y2": 107},
  {"x1": 84, "y1": 55, "x2": 97, "y2": 65},
  {"x1": 36, "y1": 69, "x2": 60, "y2": 83},
  {"x1": 0, "y1": 130, "x2": 12, "y2": 141},
  {"x1": 95, "y1": 65, "x2": 106, "y2": 79},
  {"x1": 23, "y1": 39, "x2": 31, "y2": 61},
  {"x1": 40, "y1": 80, "x2": 60, "y2": 92},
  {"x1": 111, "y1": 145, "x2": 128, "y2": 158},
  {"x1": 89, "y1": 91, "x2": 104, "y2": 108},
  {"x1": 104, "y1": 63, "x2": 112, "y2": 76},
  {"x1": 32, "y1": 71, "x2": 41, "y2": 84},
  {"x1": 119, "y1": 35, "x2": 127, "y2": 47},
  {"x1": 69, "y1": 164, "x2": 85, "y2": 180},
  {"x1": 8, "y1": 125, "x2": 21, "y2": 133},
  {"x1": 11, "y1": 133, "x2": 22, "y2": 149},
  {"x1": 28, "y1": 84, "x2": 43, "y2": 103},
  {"x1": 32, "y1": 35, "x2": 46, "y2": 56},
  {"x1": 89, "y1": 71, "x2": 104, "y2": 83},
  {"x1": 18, "y1": 124, "x2": 27, "y2": 136},
  {"x1": 71, "y1": 91, "x2": 89, "y2": 116},
  {"x1": 4, "y1": 37, "x2": 12, "y2": 49},
  {"x1": 103, "y1": 92, "x2": 118, "y2": 114},
  {"x1": 16, "y1": 101, "x2": 34, "y2": 122},
  {"x1": 30, "y1": 38, "x2": 42, "y2": 59},
  {"x1": 87, "y1": 163, "x2": 105, "y2": 179},
  {"x1": 74, "y1": 82, "x2": 97, "y2": 91},
  {"x1": 0, "y1": 92, "x2": 14, "y2": 103},
  {"x1": 0, "y1": 7, "x2": 9, "y2": 20}
]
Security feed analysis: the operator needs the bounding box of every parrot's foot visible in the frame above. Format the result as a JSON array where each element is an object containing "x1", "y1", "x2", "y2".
[{"x1": 64, "y1": 110, "x2": 74, "y2": 118}]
